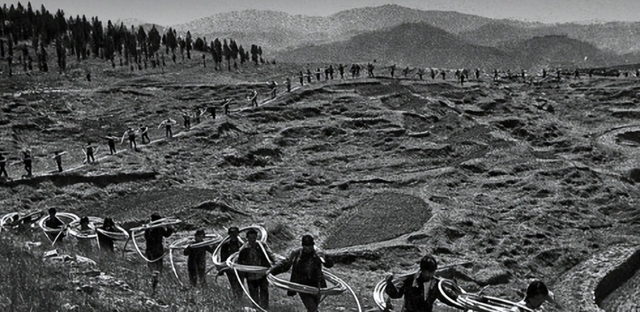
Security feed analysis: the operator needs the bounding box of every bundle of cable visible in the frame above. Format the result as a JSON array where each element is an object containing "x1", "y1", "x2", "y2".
[
  {"x1": 373, "y1": 271, "x2": 417, "y2": 311},
  {"x1": 38, "y1": 212, "x2": 80, "y2": 234},
  {"x1": 0, "y1": 212, "x2": 20, "y2": 230},
  {"x1": 211, "y1": 225, "x2": 268, "y2": 271},
  {"x1": 67, "y1": 216, "x2": 104, "y2": 239},
  {"x1": 128, "y1": 218, "x2": 182, "y2": 263},
  {"x1": 1, "y1": 210, "x2": 44, "y2": 231},
  {"x1": 267, "y1": 269, "x2": 347, "y2": 296},
  {"x1": 226, "y1": 251, "x2": 270, "y2": 275},
  {"x1": 129, "y1": 217, "x2": 182, "y2": 232},
  {"x1": 168, "y1": 233, "x2": 223, "y2": 284},
  {"x1": 95, "y1": 224, "x2": 130, "y2": 241},
  {"x1": 455, "y1": 294, "x2": 534, "y2": 312}
]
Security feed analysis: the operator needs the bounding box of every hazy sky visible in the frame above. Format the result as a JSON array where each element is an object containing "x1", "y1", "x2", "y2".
[{"x1": 22, "y1": 0, "x2": 640, "y2": 26}]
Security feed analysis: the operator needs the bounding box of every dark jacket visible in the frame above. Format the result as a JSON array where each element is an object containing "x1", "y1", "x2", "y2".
[
  {"x1": 271, "y1": 248, "x2": 333, "y2": 288},
  {"x1": 97, "y1": 225, "x2": 116, "y2": 252},
  {"x1": 144, "y1": 227, "x2": 173, "y2": 258},
  {"x1": 45, "y1": 216, "x2": 65, "y2": 240},
  {"x1": 220, "y1": 239, "x2": 242, "y2": 262},
  {"x1": 386, "y1": 273, "x2": 443, "y2": 312},
  {"x1": 184, "y1": 244, "x2": 214, "y2": 271},
  {"x1": 237, "y1": 242, "x2": 275, "y2": 280}
]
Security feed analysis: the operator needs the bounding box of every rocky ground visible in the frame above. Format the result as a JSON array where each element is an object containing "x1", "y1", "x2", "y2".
[{"x1": 1, "y1": 61, "x2": 639, "y2": 312}]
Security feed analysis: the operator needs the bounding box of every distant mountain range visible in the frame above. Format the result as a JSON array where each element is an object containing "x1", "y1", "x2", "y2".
[{"x1": 147, "y1": 4, "x2": 640, "y2": 68}]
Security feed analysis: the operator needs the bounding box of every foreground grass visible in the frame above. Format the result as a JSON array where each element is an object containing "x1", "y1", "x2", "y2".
[{"x1": 0, "y1": 232, "x2": 305, "y2": 312}]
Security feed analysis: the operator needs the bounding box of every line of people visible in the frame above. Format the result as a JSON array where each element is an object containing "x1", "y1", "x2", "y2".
[{"x1": 3, "y1": 208, "x2": 558, "y2": 312}]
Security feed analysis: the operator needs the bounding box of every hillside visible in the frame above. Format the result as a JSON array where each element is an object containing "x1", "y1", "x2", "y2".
[
  {"x1": 169, "y1": 5, "x2": 640, "y2": 56},
  {"x1": 461, "y1": 21, "x2": 640, "y2": 56},
  {"x1": 1, "y1": 50, "x2": 639, "y2": 311},
  {"x1": 509, "y1": 35, "x2": 620, "y2": 69},
  {"x1": 172, "y1": 5, "x2": 497, "y2": 52},
  {"x1": 274, "y1": 23, "x2": 618, "y2": 70}
]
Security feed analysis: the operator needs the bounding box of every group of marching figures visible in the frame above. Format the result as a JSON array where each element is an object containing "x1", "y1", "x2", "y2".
[{"x1": 1, "y1": 208, "x2": 559, "y2": 312}]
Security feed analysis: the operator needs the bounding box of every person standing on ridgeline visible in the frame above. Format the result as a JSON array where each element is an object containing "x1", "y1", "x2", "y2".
[
  {"x1": 338, "y1": 64, "x2": 345, "y2": 79},
  {"x1": 403, "y1": 66, "x2": 411, "y2": 78},
  {"x1": 268, "y1": 81, "x2": 278, "y2": 99},
  {"x1": 299, "y1": 71, "x2": 304, "y2": 86},
  {"x1": 52, "y1": 151, "x2": 67, "y2": 172},
  {"x1": 182, "y1": 110, "x2": 191, "y2": 131},
  {"x1": 542, "y1": 68, "x2": 547, "y2": 78},
  {"x1": 22, "y1": 149, "x2": 33, "y2": 177},
  {"x1": 145, "y1": 213, "x2": 174, "y2": 293},
  {"x1": 416, "y1": 68, "x2": 425, "y2": 80},
  {"x1": 218, "y1": 227, "x2": 243, "y2": 299},
  {"x1": 328, "y1": 65, "x2": 334, "y2": 80},
  {"x1": 139, "y1": 125, "x2": 151, "y2": 144},
  {"x1": 183, "y1": 229, "x2": 215, "y2": 288},
  {"x1": 237, "y1": 228, "x2": 276, "y2": 310},
  {"x1": 475, "y1": 68, "x2": 481, "y2": 80},
  {"x1": 285, "y1": 77, "x2": 292, "y2": 92},
  {"x1": 574, "y1": 68, "x2": 580, "y2": 79},
  {"x1": 390, "y1": 64, "x2": 396, "y2": 78},
  {"x1": 460, "y1": 72, "x2": 465, "y2": 86},
  {"x1": 83, "y1": 142, "x2": 96, "y2": 164},
  {"x1": 104, "y1": 133, "x2": 119, "y2": 155},
  {"x1": 306, "y1": 68, "x2": 312, "y2": 83},
  {"x1": 315, "y1": 67, "x2": 322, "y2": 82},
  {"x1": 158, "y1": 118, "x2": 177, "y2": 138},
  {"x1": 249, "y1": 89, "x2": 259, "y2": 107},
  {"x1": 494, "y1": 69, "x2": 499, "y2": 81},
  {"x1": 97, "y1": 217, "x2": 116, "y2": 252},
  {"x1": 441, "y1": 70, "x2": 446, "y2": 80},
  {"x1": 223, "y1": 99, "x2": 231, "y2": 115},
  {"x1": 430, "y1": 68, "x2": 436, "y2": 80},
  {"x1": 0, "y1": 152, "x2": 8, "y2": 178},
  {"x1": 267, "y1": 235, "x2": 334, "y2": 312},
  {"x1": 122, "y1": 127, "x2": 137, "y2": 151}
]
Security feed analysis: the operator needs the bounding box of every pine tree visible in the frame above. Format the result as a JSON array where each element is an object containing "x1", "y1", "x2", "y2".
[
  {"x1": 186, "y1": 31, "x2": 192, "y2": 59},
  {"x1": 223, "y1": 39, "x2": 231, "y2": 71},
  {"x1": 148, "y1": 25, "x2": 161, "y2": 57}
]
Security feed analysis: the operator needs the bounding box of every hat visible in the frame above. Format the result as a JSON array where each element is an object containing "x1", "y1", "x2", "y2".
[
  {"x1": 228, "y1": 226, "x2": 240, "y2": 234},
  {"x1": 246, "y1": 228, "x2": 258, "y2": 236},
  {"x1": 419, "y1": 254, "x2": 438, "y2": 272},
  {"x1": 301, "y1": 234, "x2": 314, "y2": 246},
  {"x1": 526, "y1": 280, "x2": 556, "y2": 303}
]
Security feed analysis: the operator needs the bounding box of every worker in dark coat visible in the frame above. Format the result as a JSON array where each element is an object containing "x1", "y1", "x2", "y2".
[
  {"x1": 268, "y1": 235, "x2": 334, "y2": 312},
  {"x1": 183, "y1": 229, "x2": 215, "y2": 287}
]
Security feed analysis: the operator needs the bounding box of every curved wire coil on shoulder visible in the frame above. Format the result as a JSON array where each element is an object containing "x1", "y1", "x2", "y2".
[
  {"x1": 211, "y1": 225, "x2": 268, "y2": 272},
  {"x1": 38, "y1": 212, "x2": 80, "y2": 245},
  {"x1": 126, "y1": 217, "x2": 182, "y2": 263},
  {"x1": 1, "y1": 210, "x2": 44, "y2": 231},
  {"x1": 168, "y1": 234, "x2": 223, "y2": 284},
  {"x1": 67, "y1": 216, "x2": 103, "y2": 239}
]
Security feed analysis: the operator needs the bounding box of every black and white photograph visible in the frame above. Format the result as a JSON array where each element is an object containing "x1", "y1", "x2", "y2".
[{"x1": 0, "y1": 0, "x2": 639, "y2": 311}]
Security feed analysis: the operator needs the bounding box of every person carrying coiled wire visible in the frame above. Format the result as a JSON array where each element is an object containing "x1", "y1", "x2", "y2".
[{"x1": 267, "y1": 234, "x2": 333, "y2": 312}]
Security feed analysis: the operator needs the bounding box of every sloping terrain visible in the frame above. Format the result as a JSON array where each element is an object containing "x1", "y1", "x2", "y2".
[{"x1": 0, "y1": 59, "x2": 639, "y2": 311}]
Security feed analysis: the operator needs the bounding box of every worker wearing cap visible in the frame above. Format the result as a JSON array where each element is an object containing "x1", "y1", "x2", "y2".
[
  {"x1": 385, "y1": 254, "x2": 444, "y2": 312},
  {"x1": 267, "y1": 234, "x2": 334, "y2": 312},
  {"x1": 237, "y1": 228, "x2": 276, "y2": 309}
]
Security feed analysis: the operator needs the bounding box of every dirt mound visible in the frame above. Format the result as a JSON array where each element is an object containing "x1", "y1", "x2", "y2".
[
  {"x1": 222, "y1": 146, "x2": 283, "y2": 167},
  {"x1": 324, "y1": 192, "x2": 432, "y2": 249}
]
